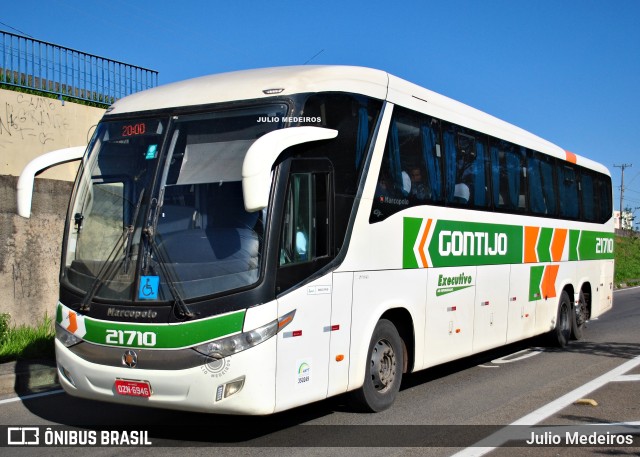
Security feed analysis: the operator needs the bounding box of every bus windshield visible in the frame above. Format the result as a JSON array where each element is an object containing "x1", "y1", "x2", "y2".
[{"x1": 62, "y1": 104, "x2": 288, "y2": 303}]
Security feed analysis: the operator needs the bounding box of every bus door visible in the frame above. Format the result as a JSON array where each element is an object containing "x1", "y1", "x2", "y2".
[{"x1": 274, "y1": 159, "x2": 335, "y2": 411}]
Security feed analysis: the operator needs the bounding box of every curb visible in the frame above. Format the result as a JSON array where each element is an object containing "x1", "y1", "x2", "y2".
[{"x1": 0, "y1": 359, "x2": 59, "y2": 398}]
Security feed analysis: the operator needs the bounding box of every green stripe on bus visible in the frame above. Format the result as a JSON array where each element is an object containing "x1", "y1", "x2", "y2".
[
  {"x1": 58, "y1": 307, "x2": 245, "y2": 349},
  {"x1": 578, "y1": 231, "x2": 615, "y2": 260},
  {"x1": 569, "y1": 230, "x2": 580, "y2": 261},
  {"x1": 536, "y1": 227, "x2": 553, "y2": 263},
  {"x1": 403, "y1": 217, "x2": 614, "y2": 267},
  {"x1": 529, "y1": 266, "x2": 544, "y2": 301},
  {"x1": 403, "y1": 217, "x2": 423, "y2": 269}
]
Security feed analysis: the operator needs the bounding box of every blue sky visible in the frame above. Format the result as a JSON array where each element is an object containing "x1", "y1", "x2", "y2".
[{"x1": 3, "y1": 0, "x2": 640, "y2": 213}]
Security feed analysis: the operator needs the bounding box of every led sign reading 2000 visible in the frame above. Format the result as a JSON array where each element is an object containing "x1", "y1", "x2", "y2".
[{"x1": 121, "y1": 123, "x2": 147, "y2": 137}]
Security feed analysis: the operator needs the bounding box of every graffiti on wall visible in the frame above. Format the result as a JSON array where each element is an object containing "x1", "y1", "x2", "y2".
[{"x1": 0, "y1": 93, "x2": 70, "y2": 148}]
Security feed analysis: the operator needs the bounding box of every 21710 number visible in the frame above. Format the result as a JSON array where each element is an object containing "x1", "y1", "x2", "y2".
[{"x1": 105, "y1": 329, "x2": 156, "y2": 347}]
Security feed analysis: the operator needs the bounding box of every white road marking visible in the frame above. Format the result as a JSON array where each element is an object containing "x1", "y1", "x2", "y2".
[
  {"x1": 478, "y1": 348, "x2": 545, "y2": 368},
  {"x1": 490, "y1": 348, "x2": 544, "y2": 364},
  {"x1": 452, "y1": 354, "x2": 640, "y2": 457},
  {"x1": 0, "y1": 389, "x2": 64, "y2": 406},
  {"x1": 614, "y1": 374, "x2": 640, "y2": 382}
]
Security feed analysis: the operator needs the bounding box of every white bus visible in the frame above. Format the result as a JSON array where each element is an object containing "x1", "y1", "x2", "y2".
[{"x1": 55, "y1": 66, "x2": 614, "y2": 414}]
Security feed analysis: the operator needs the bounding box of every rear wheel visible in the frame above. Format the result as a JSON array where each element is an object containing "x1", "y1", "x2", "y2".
[
  {"x1": 549, "y1": 291, "x2": 572, "y2": 347},
  {"x1": 350, "y1": 319, "x2": 403, "y2": 412}
]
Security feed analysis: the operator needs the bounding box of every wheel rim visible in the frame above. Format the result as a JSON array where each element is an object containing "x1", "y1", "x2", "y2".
[
  {"x1": 370, "y1": 338, "x2": 396, "y2": 393},
  {"x1": 575, "y1": 299, "x2": 586, "y2": 327},
  {"x1": 560, "y1": 304, "x2": 570, "y2": 340}
]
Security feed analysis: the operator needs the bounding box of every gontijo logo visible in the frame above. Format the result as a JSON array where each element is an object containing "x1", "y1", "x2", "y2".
[
  {"x1": 439, "y1": 230, "x2": 508, "y2": 256},
  {"x1": 403, "y1": 218, "x2": 522, "y2": 268}
]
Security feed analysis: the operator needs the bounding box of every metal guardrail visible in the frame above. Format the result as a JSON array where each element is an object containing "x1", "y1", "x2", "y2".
[{"x1": 1, "y1": 30, "x2": 158, "y2": 105}]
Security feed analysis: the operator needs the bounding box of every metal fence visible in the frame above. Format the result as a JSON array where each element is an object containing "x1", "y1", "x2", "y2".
[{"x1": 1, "y1": 30, "x2": 158, "y2": 105}]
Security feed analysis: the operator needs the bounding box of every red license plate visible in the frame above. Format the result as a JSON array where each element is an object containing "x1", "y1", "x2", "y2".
[{"x1": 114, "y1": 379, "x2": 152, "y2": 397}]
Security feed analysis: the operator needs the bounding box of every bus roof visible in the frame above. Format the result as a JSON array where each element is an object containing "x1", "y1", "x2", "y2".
[
  {"x1": 107, "y1": 66, "x2": 389, "y2": 113},
  {"x1": 107, "y1": 65, "x2": 608, "y2": 176}
]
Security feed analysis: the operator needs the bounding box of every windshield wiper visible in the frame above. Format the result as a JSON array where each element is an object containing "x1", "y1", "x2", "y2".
[
  {"x1": 123, "y1": 190, "x2": 145, "y2": 274},
  {"x1": 78, "y1": 228, "x2": 128, "y2": 312},
  {"x1": 142, "y1": 226, "x2": 194, "y2": 320},
  {"x1": 79, "y1": 190, "x2": 146, "y2": 312}
]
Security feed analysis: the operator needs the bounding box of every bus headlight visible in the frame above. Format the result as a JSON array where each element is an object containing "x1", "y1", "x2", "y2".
[
  {"x1": 194, "y1": 310, "x2": 295, "y2": 359},
  {"x1": 55, "y1": 323, "x2": 83, "y2": 348}
]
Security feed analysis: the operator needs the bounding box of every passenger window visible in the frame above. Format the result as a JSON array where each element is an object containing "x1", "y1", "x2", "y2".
[
  {"x1": 490, "y1": 140, "x2": 527, "y2": 212},
  {"x1": 443, "y1": 125, "x2": 490, "y2": 208},
  {"x1": 594, "y1": 174, "x2": 613, "y2": 223},
  {"x1": 370, "y1": 107, "x2": 443, "y2": 222},
  {"x1": 558, "y1": 165, "x2": 579, "y2": 218},
  {"x1": 528, "y1": 151, "x2": 558, "y2": 216},
  {"x1": 580, "y1": 172, "x2": 595, "y2": 222}
]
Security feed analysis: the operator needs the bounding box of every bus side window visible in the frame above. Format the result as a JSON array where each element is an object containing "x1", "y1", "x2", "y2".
[
  {"x1": 594, "y1": 173, "x2": 613, "y2": 223},
  {"x1": 277, "y1": 165, "x2": 333, "y2": 293},
  {"x1": 443, "y1": 127, "x2": 490, "y2": 208},
  {"x1": 580, "y1": 172, "x2": 595, "y2": 222},
  {"x1": 280, "y1": 173, "x2": 314, "y2": 266},
  {"x1": 370, "y1": 108, "x2": 443, "y2": 223},
  {"x1": 490, "y1": 141, "x2": 527, "y2": 212},
  {"x1": 558, "y1": 165, "x2": 579, "y2": 219},
  {"x1": 528, "y1": 151, "x2": 558, "y2": 217},
  {"x1": 276, "y1": 159, "x2": 335, "y2": 291}
]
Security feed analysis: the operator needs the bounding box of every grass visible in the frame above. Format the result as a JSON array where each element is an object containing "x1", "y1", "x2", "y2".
[
  {"x1": 0, "y1": 313, "x2": 55, "y2": 363},
  {"x1": 615, "y1": 235, "x2": 640, "y2": 287}
]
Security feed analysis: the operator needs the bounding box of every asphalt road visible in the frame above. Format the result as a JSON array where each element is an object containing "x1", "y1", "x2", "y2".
[{"x1": 1, "y1": 287, "x2": 639, "y2": 456}]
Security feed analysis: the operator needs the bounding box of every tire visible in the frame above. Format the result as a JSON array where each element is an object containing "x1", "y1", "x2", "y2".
[
  {"x1": 549, "y1": 291, "x2": 572, "y2": 348},
  {"x1": 571, "y1": 290, "x2": 588, "y2": 340},
  {"x1": 350, "y1": 319, "x2": 404, "y2": 412}
]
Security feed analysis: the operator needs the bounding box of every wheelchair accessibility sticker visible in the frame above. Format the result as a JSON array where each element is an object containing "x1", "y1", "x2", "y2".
[{"x1": 138, "y1": 276, "x2": 160, "y2": 300}]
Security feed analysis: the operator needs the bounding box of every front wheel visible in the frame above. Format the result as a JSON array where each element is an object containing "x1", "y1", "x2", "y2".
[
  {"x1": 349, "y1": 319, "x2": 404, "y2": 412},
  {"x1": 548, "y1": 291, "x2": 572, "y2": 347}
]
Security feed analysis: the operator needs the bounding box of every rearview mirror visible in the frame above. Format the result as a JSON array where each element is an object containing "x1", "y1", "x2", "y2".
[{"x1": 242, "y1": 126, "x2": 338, "y2": 212}]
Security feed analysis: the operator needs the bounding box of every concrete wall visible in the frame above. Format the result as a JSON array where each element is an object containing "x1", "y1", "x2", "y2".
[
  {"x1": 0, "y1": 88, "x2": 105, "y2": 326},
  {"x1": 0, "y1": 88, "x2": 103, "y2": 179},
  {"x1": 0, "y1": 176, "x2": 74, "y2": 326}
]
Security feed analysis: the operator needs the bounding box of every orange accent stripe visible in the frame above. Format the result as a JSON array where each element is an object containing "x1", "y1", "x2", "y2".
[
  {"x1": 541, "y1": 265, "x2": 560, "y2": 299},
  {"x1": 278, "y1": 315, "x2": 293, "y2": 328},
  {"x1": 419, "y1": 219, "x2": 432, "y2": 268},
  {"x1": 565, "y1": 150, "x2": 577, "y2": 164},
  {"x1": 550, "y1": 228, "x2": 568, "y2": 262},
  {"x1": 524, "y1": 226, "x2": 540, "y2": 263},
  {"x1": 67, "y1": 311, "x2": 78, "y2": 334}
]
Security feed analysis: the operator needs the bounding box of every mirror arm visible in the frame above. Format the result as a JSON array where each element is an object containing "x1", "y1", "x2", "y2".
[{"x1": 241, "y1": 126, "x2": 338, "y2": 212}]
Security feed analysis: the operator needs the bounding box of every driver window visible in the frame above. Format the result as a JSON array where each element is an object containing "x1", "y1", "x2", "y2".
[
  {"x1": 276, "y1": 163, "x2": 333, "y2": 293},
  {"x1": 280, "y1": 173, "x2": 314, "y2": 266}
]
